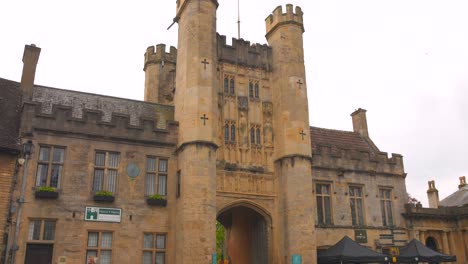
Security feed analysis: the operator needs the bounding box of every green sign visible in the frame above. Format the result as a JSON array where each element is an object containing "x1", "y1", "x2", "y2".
[
  {"x1": 292, "y1": 254, "x2": 302, "y2": 264},
  {"x1": 85, "y1": 207, "x2": 122, "y2": 223},
  {"x1": 212, "y1": 253, "x2": 217, "y2": 264},
  {"x1": 355, "y1": 229, "x2": 368, "y2": 243}
]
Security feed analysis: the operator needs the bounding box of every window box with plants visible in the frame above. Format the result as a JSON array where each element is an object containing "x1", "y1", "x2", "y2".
[
  {"x1": 93, "y1": 191, "x2": 115, "y2": 202},
  {"x1": 35, "y1": 186, "x2": 59, "y2": 199},
  {"x1": 146, "y1": 194, "x2": 167, "y2": 206}
]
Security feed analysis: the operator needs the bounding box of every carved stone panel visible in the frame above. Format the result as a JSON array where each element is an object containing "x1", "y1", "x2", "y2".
[
  {"x1": 217, "y1": 171, "x2": 275, "y2": 196},
  {"x1": 238, "y1": 96, "x2": 249, "y2": 111}
]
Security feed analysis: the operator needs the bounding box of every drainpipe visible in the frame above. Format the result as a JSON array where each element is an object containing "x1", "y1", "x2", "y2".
[{"x1": 10, "y1": 141, "x2": 33, "y2": 264}]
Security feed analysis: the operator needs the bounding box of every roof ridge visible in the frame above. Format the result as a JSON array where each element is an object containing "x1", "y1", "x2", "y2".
[
  {"x1": 0, "y1": 77, "x2": 20, "y2": 85},
  {"x1": 310, "y1": 126, "x2": 356, "y2": 134}
]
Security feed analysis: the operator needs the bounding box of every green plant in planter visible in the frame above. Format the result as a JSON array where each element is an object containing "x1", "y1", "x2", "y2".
[
  {"x1": 95, "y1": 190, "x2": 114, "y2": 197},
  {"x1": 38, "y1": 186, "x2": 56, "y2": 192},
  {"x1": 147, "y1": 194, "x2": 165, "y2": 200}
]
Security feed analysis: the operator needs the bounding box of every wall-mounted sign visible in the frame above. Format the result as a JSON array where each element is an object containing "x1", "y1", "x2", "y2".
[
  {"x1": 85, "y1": 207, "x2": 122, "y2": 223},
  {"x1": 355, "y1": 229, "x2": 368, "y2": 243},
  {"x1": 126, "y1": 163, "x2": 140, "y2": 179},
  {"x1": 292, "y1": 254, "x2": 302, "y2": 264}
]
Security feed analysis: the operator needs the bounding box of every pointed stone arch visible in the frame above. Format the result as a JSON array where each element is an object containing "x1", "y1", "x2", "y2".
[{"x1": 217, "y1": 199, "x2": 272, "y2": 264}]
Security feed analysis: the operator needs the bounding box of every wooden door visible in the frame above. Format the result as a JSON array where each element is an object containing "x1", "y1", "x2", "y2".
[{"x1": 25, "y1": 244, "x2": 53, "y2": 264}]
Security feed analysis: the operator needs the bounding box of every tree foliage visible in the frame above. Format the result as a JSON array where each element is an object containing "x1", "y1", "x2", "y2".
[{"x1": 216, "y1": 221, "x2": 226, "y2": 260}]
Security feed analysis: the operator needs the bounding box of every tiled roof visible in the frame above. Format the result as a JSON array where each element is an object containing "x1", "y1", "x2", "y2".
[
  {"x1": 310, "y1": 126, "x2": 377, "y2": 154},
  {"x1": 0, "y1": 78, "x2": 21, "y2": 152},
  {"x1": 440, "y1": 185, "x2": 468, "y2": 207}
]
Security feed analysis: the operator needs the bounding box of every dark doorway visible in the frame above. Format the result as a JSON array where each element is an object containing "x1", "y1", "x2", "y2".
[
  {"x1": 217, "y1": 206, "x2": 269, "y2": 264},
  {"x1": 25, "y1": 244, "x2": 53, "y2": 264},
  {"x1": 426, "y1": 237, "x2": 438, "y2": 251}
]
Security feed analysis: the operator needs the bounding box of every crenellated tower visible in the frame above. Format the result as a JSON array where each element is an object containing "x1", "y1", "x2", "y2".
[
  {"x1": 144, "y1": 44, "x2": 177, "y2": 105},
  {"x1": 173, "y1": 0, "x2": 219, "y2": 263},
  {"x1": 266, "y1": 5, "x2": 316, "y2": 263}
]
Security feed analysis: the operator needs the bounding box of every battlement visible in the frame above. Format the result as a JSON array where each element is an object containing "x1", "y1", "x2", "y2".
[
  {"x1": 312, "y1": 144, "x2": 405, "y2": 176},
  {"x1": 21, "y1": 100, "x2": 178, "y2": 146},
  {"x1": 32, "y1": 85, "x2": 174, "y2": 127},
  {"x1": 144, "y1": 44, "x2": 177, "y2": 71},
  {"x1": 265, "y1": 4, "x2": 304, "y2": 37},
  {"x1": 216, "y1": 34, "x2": 272, "y2": 71}
]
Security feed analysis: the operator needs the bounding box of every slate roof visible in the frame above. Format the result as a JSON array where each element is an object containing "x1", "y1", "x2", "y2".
[
  {"x1": 439, "y1": 185, "x2": 468, "y2": 207},
  {"x1": 310, "y1": 126, "x2": 378, "y2": 154},
  {"x1": 0, "y1": 78, "x2": 22, "y2": 153}
]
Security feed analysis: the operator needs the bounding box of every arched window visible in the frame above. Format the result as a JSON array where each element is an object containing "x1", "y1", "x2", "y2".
[
  {"x1": 230, "y1": 79, "x2": 235, "y2": 95},
  {"x1": 224, "y1": 78, "x2": 229, "y2": 94},
  {"x1": 231, "y1": 125, "x2": 236, "y2": 141},
  {"x1": 249, "y1": 82, "x2": 254, "y2": 98},
  {"x1": 224, "y1": 124, "x2": 229, "y2": 141},
  {"x1": 254, "y1": 83, "x2": 259, "y2": 98},
  {"x1": 256, "y1": 128, "x2": 261, "y2": 144},
  {"x1": 250, "y1": 127, "x2": 255, "y2": 144}
]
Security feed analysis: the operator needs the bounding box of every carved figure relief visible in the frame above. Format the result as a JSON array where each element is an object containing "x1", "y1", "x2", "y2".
[{"x1": 263, "y1": 102, "x2": 273, "y2": 146}]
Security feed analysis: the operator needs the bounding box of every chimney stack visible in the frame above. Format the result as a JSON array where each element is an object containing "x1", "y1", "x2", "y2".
[
  {"x1": 427, "y1": 180, "x2": 439, "y2": 208},
  {"x1": 351, "y1": 108, "x2": 369, "y2": 137},
  {"x1": 20, "y1": 44, "x2": 41, "y2": 101},
  {"x1": 459, "y1": 176, "x2": 467, "y2": 190}
]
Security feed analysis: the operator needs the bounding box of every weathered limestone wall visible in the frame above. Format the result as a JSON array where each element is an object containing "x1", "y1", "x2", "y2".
[
  {"x1": 11, "y1": 134, "x2": 177, "y2": 264},
  {"x1": 312, "y1": 143, "x2": 408, "y2": 250},
  {"x1": 267, "y1": 4, "x2": 316, "y2": 263},
  {"x1": 144, "y1": 44, "x2": 177, "y2": 105},
  {"x1": 174, "y1": 0, "x2": 219, "y2": 263},
  {"x1": 405, "y1": 205, "x2": 468, "y2": 263},
  {"x1": 10, "y1": 87, "x2": 179, "y2": 264},
  {"x1": 176, "y1": 145, "x2": 217, "y2": 263},
  {"x1": 0, "y1": 154, "x2": 16, "y2": 263}
]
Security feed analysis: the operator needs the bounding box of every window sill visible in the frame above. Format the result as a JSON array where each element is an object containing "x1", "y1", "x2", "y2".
[
  {"x1": 146, "y1": 198, "x2": 167, "y2": 206},
  {"x1": 93, "y1": 195, "x2": 115, "y2": 203},
  {"x1": 35, "y1": 191, "x2": 59, "y2": 199}
]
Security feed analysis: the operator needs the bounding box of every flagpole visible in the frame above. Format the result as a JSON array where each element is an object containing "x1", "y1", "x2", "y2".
[{"x1": 237, "y1": 0, "x2": 241, "y2": 39}]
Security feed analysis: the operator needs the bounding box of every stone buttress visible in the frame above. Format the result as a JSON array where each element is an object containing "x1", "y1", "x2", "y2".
[
  {"x1": 173, "y1": 0, "x2": 219, "y2": 263},
  {"x1": 266, "y1": 5, "x2": 316, "y2": 263}
]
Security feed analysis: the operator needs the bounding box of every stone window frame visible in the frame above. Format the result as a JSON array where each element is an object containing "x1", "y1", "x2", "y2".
[
  {"x1": 142, "y1": 233, "x2": 167, "y2": 264},
  {"x1": 378, "y1": 187, "x2": 394, "y2": 227},
  {"x1": 176, "y1": 170, "x2": 181, "y2": 198},
  {"x1": 348, "y1": 185, "x2": 365, "y2": 226},
  {"x1": 254, "y1": 82, "x2": 260, "y2": 98},
  {"x1": 230, "y1": 78, "x2": 235, "y2": 95},
  {"x1": 86, "y1": 231, "x2": 113, "y2": 264},
  {"x1": 223, "y1": 77, "x2": 229, "y2": 94},
  {"x1": 249, "y1": 79, "x2": 260, "y2": 99},
  {"x1": 92, "y1": 151, "x2": 120, "y2": 194},
  {"x1": 145, "y1": 156, "x2": 168, "y2": 197},
  {"x1": 35, "y1": 145, "x2": 66, "y2": 189},
  {"x1": 250, "y1": 124, "x2": 262, "y2": 146},
  {"x1": 315, "y1": 182, "x2": 333, "y2": 225},
  {"x1": 224, "y1": 124, "x2": 229, "y2": 142},
  {"x1": 27, "y1": 218, "x2": 56, "y2": 241},
  {"x1": 223, "y1": 75, "x2": 235, "y2": 96},
  {"x1": 224, "y1": 120, "x2": 237, "y2": 143}
]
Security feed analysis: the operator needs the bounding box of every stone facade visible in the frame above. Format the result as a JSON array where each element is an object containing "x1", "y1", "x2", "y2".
[
  {"x1": 403, "y1": 179, "x2": 468, "y2": 263},
  {"x1": 0, "y1": 154, "x2": 17, "y2": 263},
  {"x1": 1, "y1": 1, "x2": 436, "y2": 264},
  {"x1": 0, "y1": 77, "x2": 22, "y2": 263}
]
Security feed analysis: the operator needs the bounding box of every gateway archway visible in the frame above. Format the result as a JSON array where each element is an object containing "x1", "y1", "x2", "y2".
[{"x1": 217, "y1": 202, "x2": 271, "y2": 264}]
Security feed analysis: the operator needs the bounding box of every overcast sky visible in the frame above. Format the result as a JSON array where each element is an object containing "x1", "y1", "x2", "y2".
[{"x1": 1, "y1": 0, "x2": 467, "y2": 205}]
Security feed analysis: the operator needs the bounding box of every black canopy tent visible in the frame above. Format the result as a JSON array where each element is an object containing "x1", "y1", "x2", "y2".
[
  {"x1": 317, "y1": 236, "x2": 389, "y2": 264},
  {"x1": 398, "y1": 239, "x2": 457, "y2": 263}
]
